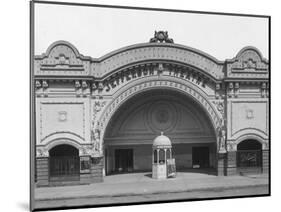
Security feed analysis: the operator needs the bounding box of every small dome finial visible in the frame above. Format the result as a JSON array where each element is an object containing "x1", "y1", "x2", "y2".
[{"x1": 161, "y1": 131, "x2": 164, "y2": 135}]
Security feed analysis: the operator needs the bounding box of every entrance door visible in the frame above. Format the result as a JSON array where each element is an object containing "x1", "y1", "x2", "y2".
[
  {"x1": 115, "y1": 149, "x2": 133, "y2": 173},
  {"x1": 192, "y1": 147, "x2": 210, "y2": 168},
  {"x1": 49, "y1": 144, "x2": 80, "y2": 182}
]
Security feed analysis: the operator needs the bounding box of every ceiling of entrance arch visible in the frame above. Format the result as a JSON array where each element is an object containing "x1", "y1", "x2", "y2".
[{"x1": 104, "y1": 90, "x2": 216, "y2": 144}]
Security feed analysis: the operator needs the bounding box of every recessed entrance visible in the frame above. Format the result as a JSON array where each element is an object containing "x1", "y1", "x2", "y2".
[
  {"x1": 104, "y1": 89, "x2": 217, "y2": 175},
  {"x1": 192, "y1": 147, "x2": 210, "y2": 168},
  {"x1": 49, "y1": 144, "x2": 80, "y2": 182},
  {"x1": 115, "y1": 149, "x2": 134, "y2": 173}
]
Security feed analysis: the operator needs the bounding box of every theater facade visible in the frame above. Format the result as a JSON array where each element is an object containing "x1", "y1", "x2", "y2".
[{"x1": 34, "y1": 32, "x2": 269, "y2": 186}]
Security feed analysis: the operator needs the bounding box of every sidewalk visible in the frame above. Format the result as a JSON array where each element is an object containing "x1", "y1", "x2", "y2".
[{"x1": 35, "y1": 172, "x2": 269, "y2": 201}]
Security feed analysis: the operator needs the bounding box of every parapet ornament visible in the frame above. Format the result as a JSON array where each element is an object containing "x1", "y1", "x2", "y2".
[{"x1": 150, "y1": 31, "x2": 174, "y2": 43}]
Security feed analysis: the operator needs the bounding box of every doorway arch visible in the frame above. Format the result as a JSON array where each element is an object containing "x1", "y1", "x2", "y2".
[
  {"x1": 236, "y1": 139, "x2": 262, "y2": 174},
  {"x1": 49, "y1": 144, "x2": 80, "y2": 182}
]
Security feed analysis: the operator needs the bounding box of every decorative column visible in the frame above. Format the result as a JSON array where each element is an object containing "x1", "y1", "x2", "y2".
[
  {"x1": 36, "y1": 147, "x2": 49, "y2": 187},
  {"x1": 262, "y1": 142, "x2": 269, "y2": 174},
  {"x1": 157, "y1": 149, "x2": 160, "y2": 165}
]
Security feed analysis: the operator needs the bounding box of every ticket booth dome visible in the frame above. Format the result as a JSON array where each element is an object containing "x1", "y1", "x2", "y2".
[{"x1": 153, "y1": 132, "x2": 172, "y2": 148}]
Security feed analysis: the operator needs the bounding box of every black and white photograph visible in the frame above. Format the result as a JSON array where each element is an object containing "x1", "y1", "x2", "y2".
[{"x1": 30, "y1": 0, "x2": 270, "y2": 211}]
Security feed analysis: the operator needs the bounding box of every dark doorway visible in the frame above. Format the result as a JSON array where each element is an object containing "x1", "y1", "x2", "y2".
[
  {"x1": 49, "y1": 144, "x2": 80, "y2": 181},
  {"x1": 192, "y1": 147, "x2": 210, "y2": 168},
  {"x1": 237, "y1": 140, "x2": 262, "y2": 168},
  {"x1": 115, "y1": 149, "x2": 133, "y2": 173}
]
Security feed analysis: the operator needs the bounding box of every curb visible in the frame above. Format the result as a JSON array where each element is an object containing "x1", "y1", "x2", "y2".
[{"x1": 35, "y1": 183, "x2": 269, "y2": 201}]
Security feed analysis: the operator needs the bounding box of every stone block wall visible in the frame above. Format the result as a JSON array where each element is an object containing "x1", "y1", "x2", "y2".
[
  {"x1": 217, "y1": 153, "x2": 227, "y2": 176},
  {"x1": 226, "y1": 151, "x2": 237, "y2": 175},
  {"x1": 262, "y1": 150, "x2": 269, "y2": 173},
  {"x1": 36, "y1": 158, "x2": 49, "y2": 186},
  {"x1": 90, "y1": 157, "x2": 103, "y2": 183}
]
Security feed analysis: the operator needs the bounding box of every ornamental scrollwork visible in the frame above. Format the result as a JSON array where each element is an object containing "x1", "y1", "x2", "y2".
[
  {"x1": 212, "y1": 101, "x2": 224, "y2": 117},
  {"x1": 94, "y1": 101, "x2": 107, "y2": 113}
]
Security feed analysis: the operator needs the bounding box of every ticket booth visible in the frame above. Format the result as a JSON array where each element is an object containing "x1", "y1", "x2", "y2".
[{"x1": 152, "y1": 132, "x2": 175, "y2": 179}]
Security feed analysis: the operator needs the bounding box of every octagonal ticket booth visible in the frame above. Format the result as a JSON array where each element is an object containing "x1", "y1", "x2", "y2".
[{"x1": 152, "y1": 132, "x2": 176, "y2": 179}]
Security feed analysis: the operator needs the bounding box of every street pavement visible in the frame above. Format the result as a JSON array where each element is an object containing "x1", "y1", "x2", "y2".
[{"x1": 34, "y1": 172, "x2": 269, "y2": 209}]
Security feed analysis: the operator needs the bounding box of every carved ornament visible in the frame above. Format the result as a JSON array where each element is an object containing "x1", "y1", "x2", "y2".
[{"x1": 150, "y1": 31, "x2": 174, "y2": 43}]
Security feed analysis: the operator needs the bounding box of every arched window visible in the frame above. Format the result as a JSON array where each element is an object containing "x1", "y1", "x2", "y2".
[
  {"x1": 159, "y1": 149, "x2": 165, "y2": 164},
  {"x1": 49, "y1": 144, "x2": 80, "y2": 181},
  {"x1": 237, "y1": 140, "x2": 262, "y2": 168},
  {"x1": 153, "y1": 150, "x2": 158, "y2": 164},
  {"x1": 166, "y1": 149, "x2": 171, "y2": 160}
]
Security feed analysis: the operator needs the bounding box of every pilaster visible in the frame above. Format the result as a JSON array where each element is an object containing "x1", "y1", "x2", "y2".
[
  {"x1": 226, "y1": 151, "x2": 237, "y2": 175},
  {"x1": 262, "y1": 149, "x2": 269, "y2": 174},
  {"x1": 217, "y1": 153, "x2": 227, "y2": 176}
]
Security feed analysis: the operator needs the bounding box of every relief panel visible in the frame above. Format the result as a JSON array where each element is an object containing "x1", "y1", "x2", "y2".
[
  {"x1": 38, "y1": 99, "x2": 90, "y2": 145},
  {"x1": 229, "y1": 101, "x2": 268, "y2": 138}
]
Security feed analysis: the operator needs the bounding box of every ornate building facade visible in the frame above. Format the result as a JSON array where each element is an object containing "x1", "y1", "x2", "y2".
[{"x1": 34, "y1": 32, "x2": 269, "y2": 186}]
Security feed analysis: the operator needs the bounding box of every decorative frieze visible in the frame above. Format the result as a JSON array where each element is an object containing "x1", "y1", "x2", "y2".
[
  {"x1": 36, "y1": 147, "x2": 49, "y2": 157},
  {"x1": 94, "y1": 63, "x2": 211, "y2": 93}
]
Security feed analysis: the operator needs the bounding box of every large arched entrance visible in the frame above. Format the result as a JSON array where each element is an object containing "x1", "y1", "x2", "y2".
[
  {"x1": 104, "y1": 89, "x2": 217, "y2": 175},
  {"x1": 49, "y1": 144, "x2": 80, "y2": 182}
]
